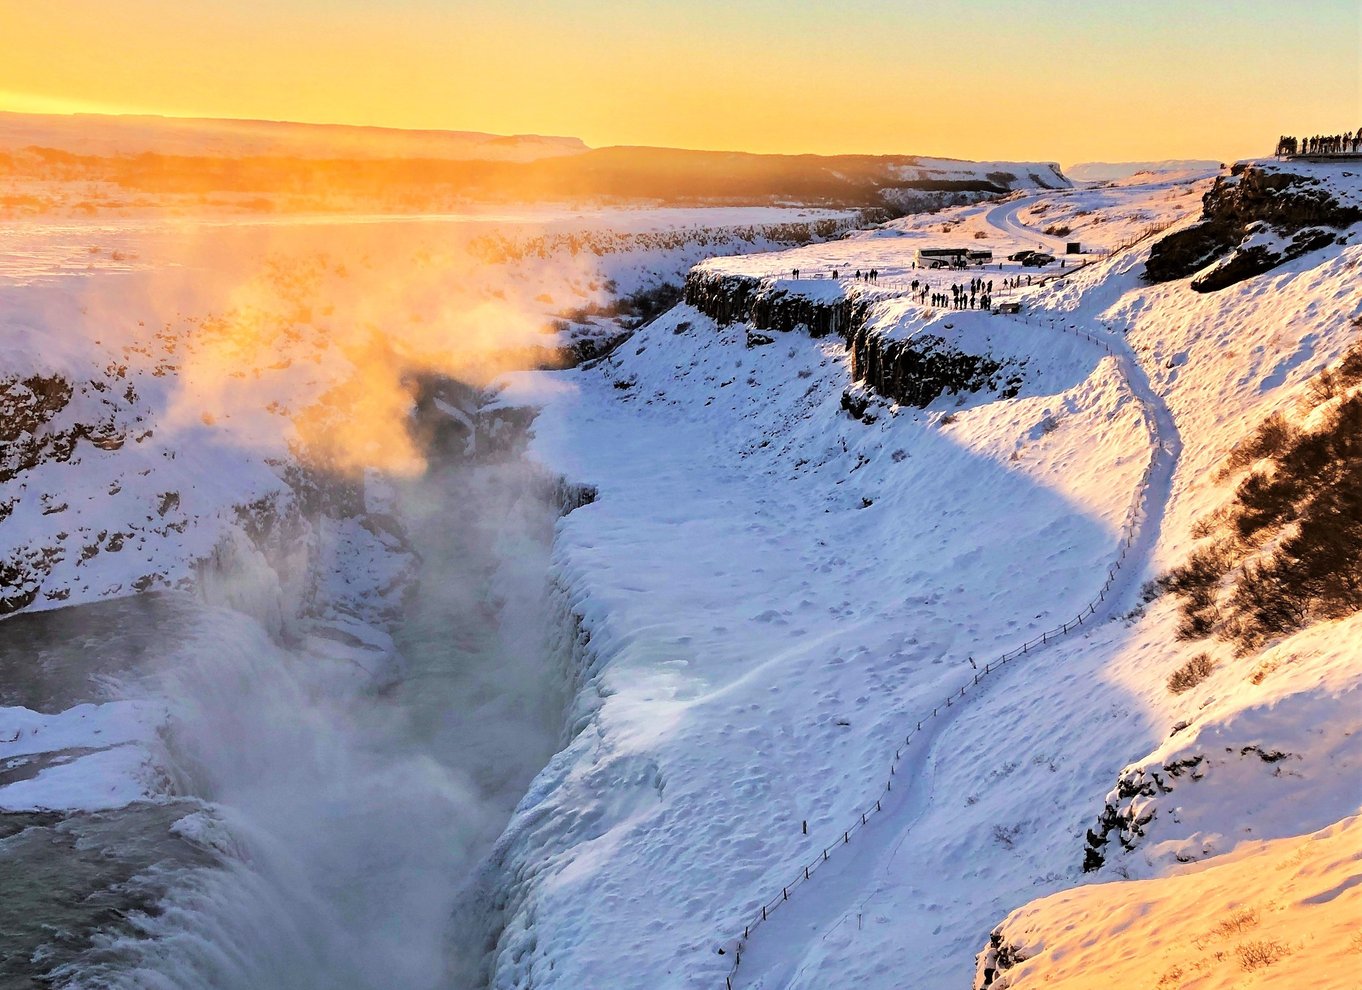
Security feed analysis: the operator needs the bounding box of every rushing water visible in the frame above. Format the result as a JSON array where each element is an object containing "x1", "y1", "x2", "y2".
[{"x1": 0, "y1": 453, "x2": 565, "y2": 989}]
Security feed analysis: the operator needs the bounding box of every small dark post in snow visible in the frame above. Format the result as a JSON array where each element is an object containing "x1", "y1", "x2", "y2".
[{"x1": 802, "y1": 819, "x2": 807, "y2": 835}]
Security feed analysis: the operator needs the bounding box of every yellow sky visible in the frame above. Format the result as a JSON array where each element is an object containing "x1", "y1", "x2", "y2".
[{"x1": 2, "y1": 0, "x2": 1358, "y2": 163}]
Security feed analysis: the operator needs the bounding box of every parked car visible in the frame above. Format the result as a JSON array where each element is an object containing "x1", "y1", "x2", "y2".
[
  {"x1": 1021, "y1": 253, "x2": 1055, "y2": 267},
  {"x1": 1008, "y1": 250, "x2": 1038, "y2": 262}
]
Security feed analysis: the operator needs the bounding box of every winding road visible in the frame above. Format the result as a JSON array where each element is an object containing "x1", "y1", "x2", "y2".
[{"x1": 984, "y1": 195, "x2": 1071, "y2": 256}]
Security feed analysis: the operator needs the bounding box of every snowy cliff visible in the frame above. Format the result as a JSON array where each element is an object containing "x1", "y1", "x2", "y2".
[{"x1": 484, "y1": 162, "x2": 1362, "y2": 989}]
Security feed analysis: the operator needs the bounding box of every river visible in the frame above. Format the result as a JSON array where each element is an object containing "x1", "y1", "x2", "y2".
[{"x1": 0, "y1": 445, "x2": 566, "y2": 989}]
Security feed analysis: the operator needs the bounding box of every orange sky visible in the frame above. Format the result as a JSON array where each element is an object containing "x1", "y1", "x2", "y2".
[{"x1": 2, "y1": 0, "x2": 1358, "y2": 163}]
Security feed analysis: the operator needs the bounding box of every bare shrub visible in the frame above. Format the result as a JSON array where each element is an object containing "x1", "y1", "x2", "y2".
[
  {"x1": 1309, "y1": 368, "x2": 1340, "y2": 405},
  {"x1": 1167, "y1": 653, "x2": 1216, "y2": 694},
  {"x1": 1043, "y1": 224, "x2": 1072, "y2": 237},
  {"x1": 1335, "y1": 340, "x2": 1362, "y2": 389},
  {"x1": 991, "y1": 823, "x2": 1021, "y2": 849},
  {"x1": 1236, "y1": 938, "x2": 1290, "y2": 971},
  {"x1": 1224, "y1": 412, "x2": 1298, "y2": 474},
  {"x1": 1166, "y1": 375, "x2": 1362, "y2": 649},
  {"x1": 1189, "y1": 514, "x2": 1219, "y2": 539},
  {"x1": 1231, "y1": 469, "x2": 1300, "y2": 542},
  {"x1": 1161, "y1": 541, "x2": 1233, "y2": 636},
  {"x1": 1175, "y1": 608, "x2": 1219, "y2": 641},
  {"x1": 1223, "y1": 561, "x2": 1311, "y2": 649},
  {"x1": 1211, "y1": 907, "x2": 1259, "y2": 937}
]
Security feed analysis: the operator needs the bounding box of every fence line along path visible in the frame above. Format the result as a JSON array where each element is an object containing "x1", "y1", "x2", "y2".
[{"x1": 720, "y1": 310, "x2": 1181, "y2": 990}]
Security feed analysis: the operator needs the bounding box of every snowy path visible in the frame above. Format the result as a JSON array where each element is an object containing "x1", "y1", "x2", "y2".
[
  {"x1": 725, "y1": 257, "x2": 1182, "y2": 990},
  {"x1": 983, "y1": 196, "x2": 1070, "y2": 256}
]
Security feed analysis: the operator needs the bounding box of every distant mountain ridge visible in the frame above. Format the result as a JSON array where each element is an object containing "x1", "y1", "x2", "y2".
[
  {"x1": 0, "y1": 111, "x2": 589, "y2": 162},
  {"x1": 0, "y1": 111, "x2": 1071, "y2": 213},
  {"x1": 1066, "y1": 160, "x2": 1221, "y2": 182}
]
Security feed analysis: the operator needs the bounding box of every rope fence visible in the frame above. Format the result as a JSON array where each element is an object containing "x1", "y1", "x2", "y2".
[{"x1": 720, "y1": 313, "x2": 1162, "y2": 990}]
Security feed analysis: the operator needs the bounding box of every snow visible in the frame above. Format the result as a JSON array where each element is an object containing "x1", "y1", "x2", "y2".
[
  {"x1": 694, "y1": 170, "x2": 1213, "y2": 291},
  {"x1": 2, "y1": 157, "x2": 1359, "y2": 987},
  {"x1": 0, "y1": 700, "x2": 165, "y2": 811},
  {"x1": 978, "y1": 813, "x2": 1362, "y2": 990},
  {"x1": 483, "y1": 165, "x2": 1362, "y2": 988},
  {"x1": 1065, "y1": 160, "x2": 1222, "y2": 183},
  {"x1": 0, "y1": 205, "x2": 857, "y2": 619}
]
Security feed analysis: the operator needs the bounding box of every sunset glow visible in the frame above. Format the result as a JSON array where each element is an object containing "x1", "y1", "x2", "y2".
[
  {"x1": 1, "y1": 3, "x2": 1359, "y2": 987},
  {"x1": 3, "y1": 0, "x2": 1358, "y2": 162}
]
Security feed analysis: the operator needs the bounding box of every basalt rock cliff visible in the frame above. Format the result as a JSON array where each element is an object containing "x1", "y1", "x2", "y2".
[
  {"x1": 684, "y1": 269, "x2": 1021, "y2": 410},
  {"x1": 1144, "y1": 161, "x2": 1361, "y2": 291}
]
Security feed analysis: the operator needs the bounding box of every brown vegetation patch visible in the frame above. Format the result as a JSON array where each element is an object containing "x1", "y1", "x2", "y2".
[{"x1": 1162, "y1": 337, "x2": 1362, "y2": 650}]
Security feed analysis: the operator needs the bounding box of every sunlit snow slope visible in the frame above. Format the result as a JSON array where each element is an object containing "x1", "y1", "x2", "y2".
[{"x1": 491, "y1": 160, "x2": 1362, "y2": 990}]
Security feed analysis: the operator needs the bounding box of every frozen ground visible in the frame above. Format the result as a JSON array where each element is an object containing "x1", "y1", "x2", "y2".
[
  {"x1": 487, "y1": 162, "x2": 1362, "y2": 988},
  {"x1": 2, "y1": 159, "x2": 1359, "y2": 988},
  {"x1": 0, "y1": 204, "x2": 858, "y2": 625},
  {"x1": 975, "y1": 812, "x2": 1362, "y2": 990},
  {"x1": 0, "y1": 202, "x2": 868, "y2": 985}
]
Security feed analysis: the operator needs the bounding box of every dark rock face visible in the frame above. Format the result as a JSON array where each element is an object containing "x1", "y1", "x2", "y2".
[
  {"x1": 848, "y1": 326, "x2": 1022, "y2": 407},
  {"x1": 684, "y1": 270, "x2": 866, "y2": 338},
  {"x1": 1, "y1": 375, "x2": 77, "y2": 484},
  {"x1": 0, "y1": 561, "x2": 40, "y2": 615},
  {"x1": 1081, "y1": 755, "x2": 1205, "y2": 871},
  {"x1": 1145, "y1": 163, "x2": 1361, "y2": 291},
  {"x1": 683, "y1": 271, "x2": 766, "y2": 328},
  {"x1": 1190, "y1": 226, "x2": 1338, "y2": 292},
  {"x1": 974, "y1": 929, "x2": 1030, "y2": 989},
  {"x1": 684, "y1": 269, "x2": 1022, "y2": 409}
]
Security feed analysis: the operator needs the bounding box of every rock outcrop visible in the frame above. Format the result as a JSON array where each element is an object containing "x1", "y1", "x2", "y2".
[
  {"x1": 973, "y1": 929, "x2": 1031, "y2": 989},
  {"x1": 684, "y1": 269, "x2": 1022, "y2": 409},
  {"x1": 1145, "y1": 161, "x2": 1361, "y2": 291},
  {"x1": 847, "y1": 326, "x2": 1022, "y2": 408}
]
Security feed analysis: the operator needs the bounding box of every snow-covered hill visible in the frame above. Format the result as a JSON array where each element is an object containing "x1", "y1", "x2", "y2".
[
  {"x1": 0, "y1": 203, "x2": 887, "y2": 982},
  {"x1": 0, "y1": 111, "x2": 588, "y2": 161},
  {"x1": 480, "y1": 160, "x2": 1362, "y2": 988},
  {"x1": 0, "y1": 114, "x2": 1070, "y2": 217},
  {"x1": 0, "y1": 206, "x2": 863, "y2": 622},
  {"x1": 2, "y1": 154, "x2": 1358, "y2": 988},
  {"x1": 1066, "y1": 160, "x2": 1221, "y2": 183}
]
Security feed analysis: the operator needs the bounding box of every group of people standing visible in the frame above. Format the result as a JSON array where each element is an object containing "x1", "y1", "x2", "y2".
[
  {"x1": 789, "y1": 267, "x2": 882, "y2": 281},
  {"x1": 1277, "y1": 131, "x2": 1362, "y2": 157},
  {"x1": 785, "y1": 259, "x2": 1046, "y2": 314},
  {"x1": 920, "y1": 277, "x2": 994, "y2": 311}
]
